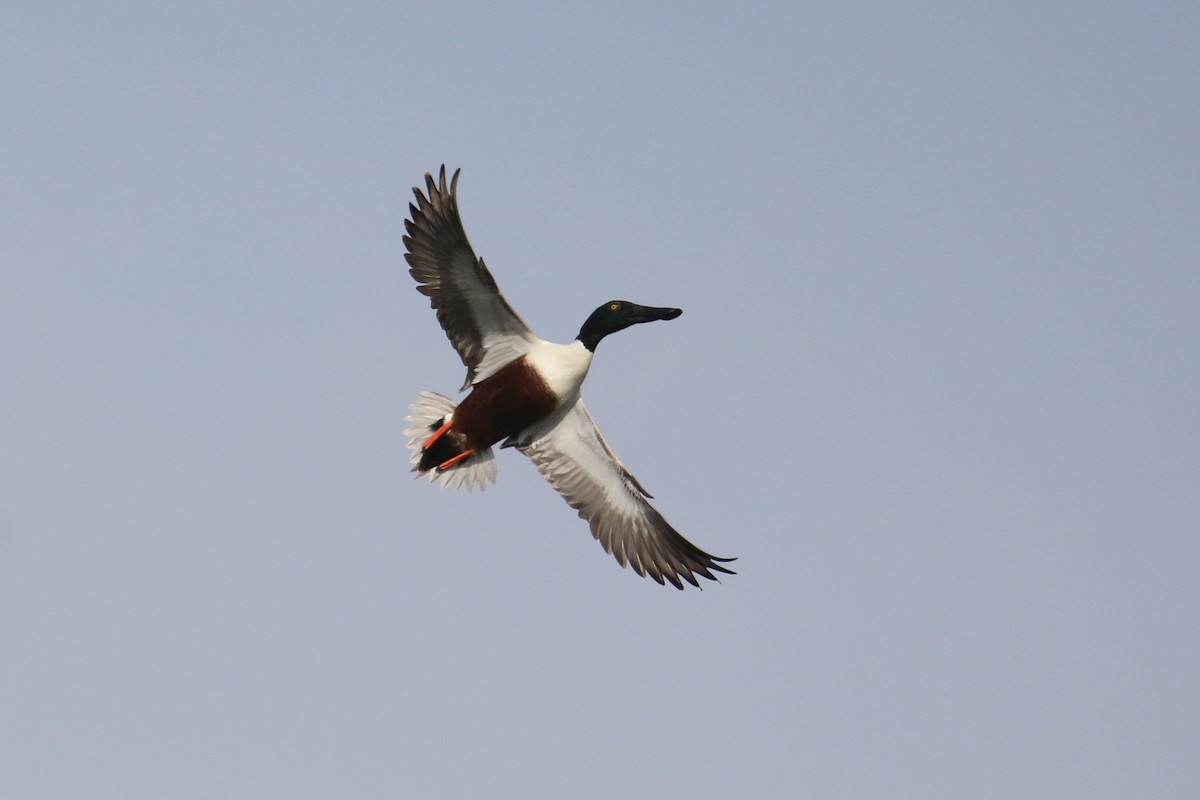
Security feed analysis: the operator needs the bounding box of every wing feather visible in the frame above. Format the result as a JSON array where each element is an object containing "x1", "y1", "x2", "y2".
[
  {"x1": 403, "y1": 167, "x2": 537, "y2": 390},
  {"x1": 518, "y1": 398, "x2": 735, "y2": 589}
]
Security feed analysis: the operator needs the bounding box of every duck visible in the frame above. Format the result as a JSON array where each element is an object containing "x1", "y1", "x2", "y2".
[{"x1": 402, "y1": 167, "x2": 735, "y2": 589}]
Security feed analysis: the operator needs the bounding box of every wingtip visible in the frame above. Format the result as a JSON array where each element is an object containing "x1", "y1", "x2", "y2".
[{"x1": 420, "y1": 164, "x2": 459, "y2": 194}]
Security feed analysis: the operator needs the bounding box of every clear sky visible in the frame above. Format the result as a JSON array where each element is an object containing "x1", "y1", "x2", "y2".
[{"x1": 2, "y1": 2, "x2": 1197, "y2": 797}]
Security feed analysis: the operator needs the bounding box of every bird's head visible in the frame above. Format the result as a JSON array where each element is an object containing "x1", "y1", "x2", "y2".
[{"x1": 576, "y1": 301, "x2": 682, "y2": 352}]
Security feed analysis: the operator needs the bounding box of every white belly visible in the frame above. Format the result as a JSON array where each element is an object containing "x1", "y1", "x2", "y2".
[{"x1": 524, "y1": 339, "x2": 593, "y2": 402}]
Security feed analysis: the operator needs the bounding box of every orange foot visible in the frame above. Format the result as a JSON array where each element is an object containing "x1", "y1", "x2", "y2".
[
  {"x1": 436, "y1": 450, "x2": 473, "y2": 471},
  {"x1": 423, "y1": 418, "x2": 453, "y2": 451}
]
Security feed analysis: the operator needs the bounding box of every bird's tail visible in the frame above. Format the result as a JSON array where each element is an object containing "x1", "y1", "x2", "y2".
[{"x1": 404, "y1": 391, "x2": 497, "y2": 491}]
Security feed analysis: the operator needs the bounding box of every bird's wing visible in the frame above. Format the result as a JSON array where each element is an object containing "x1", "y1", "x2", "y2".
[
  {"x1": 404, "y1": 166, "x2": 538, "y2": 390},
  {"x1": 515, "y1": 397, "x2": 735, "y2": 589}
]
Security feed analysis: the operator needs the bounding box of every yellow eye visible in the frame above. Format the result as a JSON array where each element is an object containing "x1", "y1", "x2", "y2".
[{"x1": 610, "y1": 303, "x2": 619, "y2": 311}]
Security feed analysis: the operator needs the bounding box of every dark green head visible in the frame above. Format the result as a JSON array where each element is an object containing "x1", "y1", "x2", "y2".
[{"x1": 576, "y1": 300, "x2": 682, "y2": 352}]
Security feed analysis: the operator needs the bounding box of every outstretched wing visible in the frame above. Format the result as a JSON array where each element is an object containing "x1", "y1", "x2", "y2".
[
  {"x1": 517, "y1": 397, "x2": 736, "y2": 589},
  {"x1": 404, "y1": 166, "x2": 538, "y2": 390}
]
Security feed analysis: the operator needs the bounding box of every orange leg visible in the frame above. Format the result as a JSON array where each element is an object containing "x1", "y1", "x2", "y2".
[
  {"x1": 423, "y1": 418, "x2": 453, "y2": 451},
  {"x1": 436, "y1": 450, "x2": 473, "y2": 471}
]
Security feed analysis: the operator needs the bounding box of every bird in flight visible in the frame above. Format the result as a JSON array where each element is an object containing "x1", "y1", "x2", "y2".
[{"x1": 403, "y1": 167, "x2": 734, "y2": 589}]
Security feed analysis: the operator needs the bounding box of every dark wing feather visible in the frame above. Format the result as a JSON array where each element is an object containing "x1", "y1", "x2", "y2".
[
  {"x1": 519, "y1": 398, "x2": 735, "y2": 589},
  {"x1": 403, "y1": 166, "x2": 537, "y2": 390}
]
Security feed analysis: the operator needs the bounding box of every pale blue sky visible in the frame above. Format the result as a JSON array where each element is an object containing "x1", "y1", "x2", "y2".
[{"x1": 3, "y1": 2, "x2": 1198, "y2": 797}]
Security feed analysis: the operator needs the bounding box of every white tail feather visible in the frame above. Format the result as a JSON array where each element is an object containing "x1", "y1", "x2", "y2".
[{"x1": 404, "y1": 391, "x2": 497, "y2": 491}]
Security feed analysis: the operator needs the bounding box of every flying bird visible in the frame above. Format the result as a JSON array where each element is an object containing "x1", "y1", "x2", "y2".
[{"x1": 403, "y1": 167, "x2": 735, "y2": 589}]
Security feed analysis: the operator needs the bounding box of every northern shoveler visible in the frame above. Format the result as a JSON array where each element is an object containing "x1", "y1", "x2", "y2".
[{"x1": 403, "y1": 167, "x2": 735, "y2": 589}]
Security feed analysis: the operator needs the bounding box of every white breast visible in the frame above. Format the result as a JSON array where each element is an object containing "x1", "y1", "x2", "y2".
[{"x1": 525, "y1": 339, "x2": 593, "y2": 402}]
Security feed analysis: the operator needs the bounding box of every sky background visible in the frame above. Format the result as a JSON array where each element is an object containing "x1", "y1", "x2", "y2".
[{"x1": 2, "y1": 2, "x2": 1198, "y2": 797}]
